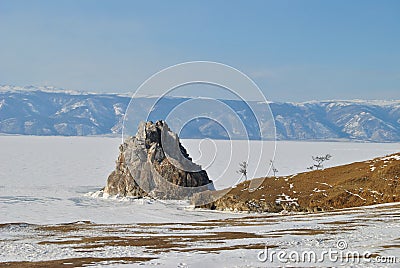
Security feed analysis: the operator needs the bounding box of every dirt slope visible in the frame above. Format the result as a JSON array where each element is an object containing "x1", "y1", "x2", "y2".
[{"x1": 192, "y1": 153, "x2": 400, "y2": 212}]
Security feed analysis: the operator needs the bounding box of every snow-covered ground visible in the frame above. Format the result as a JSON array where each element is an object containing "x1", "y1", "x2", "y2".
[
  {"x1": 0, "y1": 136, "x2": 399, "y2": 267},
  {"x1": 1, "y1": 203, "x2": 399, "y2": 267}
]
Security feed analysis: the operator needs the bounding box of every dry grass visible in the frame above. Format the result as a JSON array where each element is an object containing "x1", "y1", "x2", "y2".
[
  {"x1": 0, "y1": 257, "x2": 154, "y2": 268},
  {"x1": 194, "y1": 153, "x2": 400, "y2": 212},
  {"x1": 38, "y1": 231, "x2": 265, "y2": 252},
  {"x1": 1, "y1": 204, "x2": 399, "y2": 266}
]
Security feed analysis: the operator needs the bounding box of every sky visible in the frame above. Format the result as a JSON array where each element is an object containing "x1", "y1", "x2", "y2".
[{"x1": 0, "y1": 0, "x2": 399, "y2": 101}]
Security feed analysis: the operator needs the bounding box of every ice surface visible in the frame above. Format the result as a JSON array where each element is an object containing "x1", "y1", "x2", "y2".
[
  {"x1": 0, "y1": 136, "x2": 399, "y2": 267},
  {"x1": 0, "y1": 136, "x2": 399, "y2": 224},
  {"x1": 0, "y1": 203, "x2": 399, "y2": 267}
]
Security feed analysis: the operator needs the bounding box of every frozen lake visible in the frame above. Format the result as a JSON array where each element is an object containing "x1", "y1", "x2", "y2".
[
  {"x1": 0, "y1": 135, "x2": 399, "y2": 224},
  {"x1": 0, "y1": 136, "x2": 399, "y2": 267}
]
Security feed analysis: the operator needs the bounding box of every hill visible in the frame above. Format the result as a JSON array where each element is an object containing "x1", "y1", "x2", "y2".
[
  {"x1": 192, "y1": 153, "x2": 400, "y2": 212},
  {"x1": 0, "y1": 85, "x2": 399, "y2": 142}
]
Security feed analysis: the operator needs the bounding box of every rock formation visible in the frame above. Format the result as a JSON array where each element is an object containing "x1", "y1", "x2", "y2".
[{"x1": 104, "y1": 120, "x2": 214, "y2": 199}]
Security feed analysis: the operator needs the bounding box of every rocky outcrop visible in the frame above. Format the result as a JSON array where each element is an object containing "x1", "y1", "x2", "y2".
[
  {"x1": 192, "y1": 153, "x2": 400, "y2": 212},
  {"x1": 104, "y1": 120, "x2": 214, "y2": 199}
]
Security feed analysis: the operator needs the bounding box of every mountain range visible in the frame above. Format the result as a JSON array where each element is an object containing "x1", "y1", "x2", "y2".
[{"x1": 0, "y1": 85, "x2": 399, "y2": 142}]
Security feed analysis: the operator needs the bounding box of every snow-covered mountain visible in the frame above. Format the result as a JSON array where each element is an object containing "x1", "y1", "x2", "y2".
[{"x1": 0, "y1": 85, "x2": 399, "y2": 142}]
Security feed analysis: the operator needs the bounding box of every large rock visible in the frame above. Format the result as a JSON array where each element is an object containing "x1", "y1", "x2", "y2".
[{"x1": 104, "y1": 120, "x2": 214, "y2": 199}]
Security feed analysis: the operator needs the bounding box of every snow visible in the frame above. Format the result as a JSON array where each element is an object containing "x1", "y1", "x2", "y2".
[
  {"x1": 313, "y1": 188, "x2": 326, "y2": 193},
  {"x1": 0, "y1": 136, "x2": 399, "y2": 224},
  {"x1": 0, "y1": 136, "x2": 400, "y2": 267},
  {"x1": 113, "y1": 104, "x2": 124, "y2": 116},
  {"x1": 381, "y1": 154, "x2": 400, "y2": 161},
  {"x1": 0, "y1": 136, "x2": 400, "y2": 266},
  {"x1": 370, "y1": 165, "x2": 376, "y2": 171},
  {"x1": 0, "y1": 85, "x2": 88, "y2": 95},
  {"x1": 275, "y1": 193, "x2": 299, "y2": 206},
  {"x1": 2, "y1": 86, "x2": 400, "y2": 141},
  {"x1": 1, "y1": 203, "x2": 399, "y2": 267},
  {"x1": 316, "y1": 182, "x2": 333, "y2": 188},
  {"x1": 344, "y1": 190, "x2": 367, "y2": 201}
]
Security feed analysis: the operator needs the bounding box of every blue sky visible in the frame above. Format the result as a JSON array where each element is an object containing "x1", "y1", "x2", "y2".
[{"x1": 0, "y1": 0, "x2": 399, "y2": 101}]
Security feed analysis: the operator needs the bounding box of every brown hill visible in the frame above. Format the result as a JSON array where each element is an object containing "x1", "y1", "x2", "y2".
[{"x1": 192, "y1": 153, "x2": 400, "y2": 212}]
